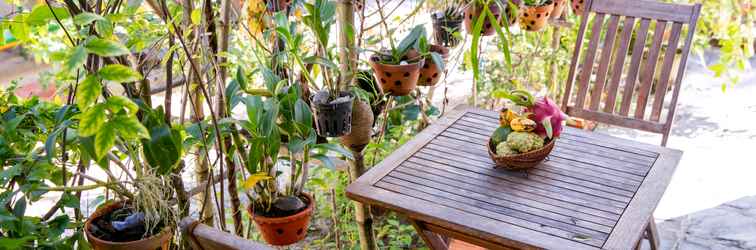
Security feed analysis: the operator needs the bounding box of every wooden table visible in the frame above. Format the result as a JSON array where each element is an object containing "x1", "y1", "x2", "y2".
[{"x1": 346, "y1": 106, "x2": 682, "y2": 250}]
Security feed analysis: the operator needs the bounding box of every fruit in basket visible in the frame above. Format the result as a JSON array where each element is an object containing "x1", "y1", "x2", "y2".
[
  {"x1": 499, "y1": 108, "x2": 518, "y2": 126},
  {"x1": 510, "y1": 117, "x2": 536, "y2": 132},
  {"x1": 491, "y1": 126, "x2": 513, "y2": 145},
  {"x1": 496, "y1": 142, "x2": 518, "y2": 156},
  {"x1": 526, "y1": 96, "x2": 567, "y2": 138},
  {"x1": 506, "y1": 132, "x2": 544, "y2": 153}
]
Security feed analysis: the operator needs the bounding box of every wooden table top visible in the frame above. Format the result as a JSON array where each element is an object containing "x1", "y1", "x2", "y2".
[{"x1": 346, "y1": 106, "x2": 683, "y2": 250}]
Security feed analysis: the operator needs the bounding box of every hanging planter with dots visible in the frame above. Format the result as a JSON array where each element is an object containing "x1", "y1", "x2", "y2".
[
  {"x1": 369, "y1": 52, "x2": 424, "y2": 96},
  {"x1": 571, "y1": 0, "x2": 585, "y2": 16},
  {"x1": 464, "y1": 2, "x2": 502, "y2": 36},
  {"x1": 418, "y1": 45, "x2": 449, "y2": 87},
  {"x1": 520, "y1": 0, "x2": 555, "y2": 32},
  {"x1": 550, "y1": 0, "x2": 567, "y2": 20}
]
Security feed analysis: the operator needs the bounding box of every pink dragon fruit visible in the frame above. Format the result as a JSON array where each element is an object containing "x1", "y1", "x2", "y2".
[{"x1": 526, "y1": 97, "x2": 567, "y2": 139}]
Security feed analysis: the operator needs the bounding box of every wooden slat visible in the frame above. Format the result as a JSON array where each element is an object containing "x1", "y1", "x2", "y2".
[
  {"x1": 604, "y1": 17, "x2": 637, "y2": 113},
  {"x1": 591, "y1": 0, "x2": 697, "y2": 23},
  {"x1": 545, "y1": 156, "x2": 645, "y2": 183},
  {"x1": 589, "y1": 15, "x2": 621, "y2": 111},
  {"x1": 567, "y1": 108, "x2": 665, "y2": 133},
  {"x1": 650, "y1": 22, "x2": 683, "y2": 122},
  {"x1": 179, "y1": 218, "x2": 274, "y2": 250},
  {"x1": 634, "y1": 21, "x2": 668, "y2": 119},
  {"x1": 575, "y1": 13, "x2": 607, "y2": 110},
  {"x1": 557, "y1": 138, "x2": 656, "y2": 164},
  {"x1": 619, "y1": 18, "x2": 652, "y2": 116},
  {"x1": 562, "y1": 7, "x2": 594, "y2": 110}
]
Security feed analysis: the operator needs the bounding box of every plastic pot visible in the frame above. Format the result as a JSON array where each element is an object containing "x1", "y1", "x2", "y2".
[
  {"x1": 418, "y1": 45, "x2": 450, "y2": 87},
  {"x1": 340, "y1": 99, "x2": 374, "y2": 150},
  {"x1": 369, "y1": 53, "x2": 424, "y2": 96},
  {"x1": 520, "y1": 2, "x2": 555, "y2": 32},
  {"x1": 464, "y1": 2, "x2": 501, "y2": 36},
  {"x1": 312, "y1": 91, "x2": 354, "y2": 137},
  {"x1": 431, "y1": 13, "x2": 463, "y2": 48},
  {"x1": 85, "y1": 201, "x2": 172, "y2": 250},
  {"x1": 249, "y1": 193, "x2": 314, "y2": 246}
]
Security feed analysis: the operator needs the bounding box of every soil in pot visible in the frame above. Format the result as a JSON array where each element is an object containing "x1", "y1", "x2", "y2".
[
  {"x1": 340, "y1": 99, "x2": 374, "y2": 150},
  {"x1": 520, "y1": 2, "x2": 555, "y2": 32},
  {"x1": 249, "y1": 194, "x2": 314, "y2": 246},
  {"x1": 431, "y1": 13, "x2": 463, "y2": 48},
  {"x1": 312, "y1": 91, "x2": 354, "y2": 137},
  {"x1": 464, "y1": 2, "x2": 501, "y2": 36},
  {"x1": 85, "y1": 202, "x2": 171, "y2": 250},
  {"x1": 418, "y1": 45, "x2": 450, "y2": 87},
  {"x1": 571, "y1": 0, "x2": 585, "y2": 16},
  {"x1": 369, "y1": 53, "x2": 423, "y2": 96}
]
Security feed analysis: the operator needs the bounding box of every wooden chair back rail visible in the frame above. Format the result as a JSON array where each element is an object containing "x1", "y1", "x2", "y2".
[
  {"x1": 561, "y1": 0, "x2": 702, "y2": 146},
  {"x1": 179, "y1": 217, "x2": 273, "y2": 250}
]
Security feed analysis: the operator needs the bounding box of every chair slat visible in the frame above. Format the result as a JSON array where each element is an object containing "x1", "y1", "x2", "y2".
[
  {"x1": 619, "y1": 18, "x2": 651, "y2": 116},
  {"x1": 591, "y1": 0, "x2": 697, "y2": 23},
  {"x1": 589, "y1": 15, "x2": 621, "y2": 111},
  {"x1": 575, "y1": 13, "x2": 606, "y2": 110},
  {"x1": 634, "y1": 21, "x2": 668, "y2": 119},
  {"x1": 562, "y1": 9, "x2": 593, "y2": 110},
  {"x1": 604, "y1": 17, "x2": 637, "y2": 113},
  {"x1": 650, "y1": 22, "x2": 683, "y2": 122}
]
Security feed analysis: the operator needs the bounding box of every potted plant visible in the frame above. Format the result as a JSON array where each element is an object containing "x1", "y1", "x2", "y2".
[
  {"x1": 356, "y1": 70, "x2": 386, "y2": 121},
  {"x1": 369, "y1": 25, "x2": 443, "y2": 96},
  {"x1": 418, "y1": 44, "x2": 449, "y2": 87},
  {"x1": 431, "y1": 4, "x2": 465, "y2": 48},
  {"x1": 488, "y1": 89, "x2": 567, "y2": 170},
  {"x1": 464, "y1": 0, "x2": 503, "y2": 36},
  {"x1": 339, "y1": 91, "x2": 374, "y2": 150},
  {"x1": 550, "y1": 0, "x2": 568, "y2": 20},
  {"x1": 571, "y1": 0, "x2": 585, "y2": 16},
  {"x1": 520, "y1": 0, "x2": 555, "y2": 31}
]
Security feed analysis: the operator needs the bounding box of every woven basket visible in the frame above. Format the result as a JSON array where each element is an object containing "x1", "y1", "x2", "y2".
[{"x1": 487, "y1": 138, "x2": 556, "y2": 170}]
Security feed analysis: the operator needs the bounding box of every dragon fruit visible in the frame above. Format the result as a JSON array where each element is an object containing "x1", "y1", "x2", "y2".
[{"x1": 526, "y1": 97, "x2": 567, "y2": 139}]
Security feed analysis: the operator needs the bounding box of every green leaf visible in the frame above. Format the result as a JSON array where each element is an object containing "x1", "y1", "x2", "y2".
[
  {"x1": 470, "y1": 5, "x2": 488, "y2": 81},
  {"x1": 190, "y1": 9, "x2": 201, "y2": 25},
  {"x1": 0, "y1": 236, "x2": 35, "y2": 250},
  {"x1": 396, "y1": 25, "x2": 425, "y2": 56},
  {"x1": 312, "y1": 143, "x2": 353, "y2": 159},
  {"x1": 85, "y1": 38, "x2": 129, "y2": 57},
  {"x1": 112, "y1": 115, "x2": 149, "y2": 140},
  {"x1": 98, "y1": 64, "x2": 142, "y2": 83},
  {"x1": 294, "y1": 98, "x2": 313, "y2": 131},
  {"x1": 142, "y1": 124, "x2": 181, "y2": 174},
  {"x1": 105, "y1": 96, "x2": 138, "y2": 115},
  {"x1": 65, "y1": 45, "x2": 88, "y2": 72},
  {"x1": 303, "y1": 56, "x2": 338, "y2": 69},
  {"x1": 541, "y1": 116, "x2": 553, "y2": 139},
  {"x1": 48, "y1": 214, "x2": 70, "y2": 238},
  {"x1": 486, "y1": 6, "x2": 513, "y2": 71},
  {"x1": 75, "y1": 75, "x2": 101, "y2": 109},
  {"x1": 78, "y1": 105, "x2": 106, "y2": 137},
  {"x1": 73, "y1": 12, "x2": 105, "y2": 25},
  {"x1": 12, "y1": 197, "x2": 26, "y2": 218},
  {"x1": 60, "y1": 193, "x2": 80, "y2": 208},
  {"x1": 95, "y1": 19, "x2": 113, "y2": 36},
  {"x1": 94, "y1": 122, "x2": 117, "y2": 160},
  {"x1": 235, "y1": 67, "x2": 247, "y2": 90},
  {"x1": 430, "y1": 52, "x2": 445, "y2": 72},
  {"x1": 26, "y1": 5, "x2": 70, "y2": 26}
]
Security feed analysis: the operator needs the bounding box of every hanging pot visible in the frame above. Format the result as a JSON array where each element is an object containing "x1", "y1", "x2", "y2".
[
  {"x1": 312, "y1": 91, "x2": 354, "y2": 137},
  {"x1": 431, "y1": 13, "x2": 463, "y2": 48},
  {"x1": 369, "y1": 52, "x2": 423, "y2": 96},
  {"x1": 571, "y1": 0, "x2": 585, "y2": 16},
  {"x1": 340, "y1": 100, "x2": 374, "y2": 149},
  {"x1": 464, "y1": 2, "x2": 501, "y2": 36},
  {"x1": 356, "y1": 70, "x2": 386, "y2": 123},
  {"x1": 520, "y1": 2, "x2": 555, "y2": 32},
  {"x1": 249, "y1": 193, "x2": 314, "y2": 246},
  {"x1": 85, "y1": 201, "x2": 172, "y2": 250},
  {"x1": 418, "y1": 45, "x2": 450, "y2": 87},
  {"x1": 550, "y1": 0, "x2": 567, "y2": 20}
]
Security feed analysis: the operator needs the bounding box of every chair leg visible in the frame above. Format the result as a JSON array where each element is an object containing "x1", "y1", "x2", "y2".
[{"x1": 646, "y1": 216, "x2": 660, "y2": 250}]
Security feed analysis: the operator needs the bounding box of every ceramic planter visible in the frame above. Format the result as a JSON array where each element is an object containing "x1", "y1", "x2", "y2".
[
  {"x1": 418, "y1": 45, "x2": 450, "y2": 87},
  {"x1": 85, "y1": 202, "x2": 172, "y2": 250},
  {"x1": 550, "y1": 0, "x2": 567, "y2": 20},
  {"x1": 369, "y1": 53, "x2": 424, "y2": 96},
  {"x1": 312, "y1": 91, "x2": 354, "y2": 137},
  {"x1": 340, "y1": 100, "x2": 374, "y2": 150},
  {"x1": 520, "y1": 2, "x2": 555, "y2": 32},
  {"x1": 464, "y1": 2, "x2": 501, "y2": 36},
  {"x1": 571, "y1": 0, "x2": 585, "y2": 16},
  {"x1": 249, "y1": 193, "x2": 315, "y2": 246},
  {"x1": 431, "y1": 13, "x2": 463, "y2": 48}
]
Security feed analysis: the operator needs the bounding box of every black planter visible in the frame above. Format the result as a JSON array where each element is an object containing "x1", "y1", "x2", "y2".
[
  {"x1": 312, "y1": 91, "x2": 354, "y2": 137},
  {"x1": 431, "y1": 13, "x2": 463, "y2": 48}
]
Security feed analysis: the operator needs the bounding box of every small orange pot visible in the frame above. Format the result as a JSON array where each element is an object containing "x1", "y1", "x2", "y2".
[
  {"x1": 369, "y1": 53, "x2": 423, "y2": 96},
  {"x1": 85, "y1": 201, "x2": 172, "y2": 250},
  {"x1": 418, "y1": 45, "x2": 450, "y2": 87},
  {"x1": 571, "y1": 0, "x2": 585, "y2": 16},
  {"x1": 249, "y1": 193, "x2": 315, "y2": 246},
  {"x1": 550, "y1": 0, "x2": 567, "y2": 20},
  {"x1": 464, "y1": 2, "x2": 501, "y2": 36},
  {"x1": 520, "y1": 2, "x2": 555, "y2": 32}
]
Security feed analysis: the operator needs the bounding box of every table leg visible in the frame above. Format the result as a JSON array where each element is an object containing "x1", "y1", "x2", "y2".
[
  {"x1": 646, "y1": 216, "x2": 660, "y2": 250},
  {"x1": 408, "y1": 219, "x2": 449, "y2": 250}
]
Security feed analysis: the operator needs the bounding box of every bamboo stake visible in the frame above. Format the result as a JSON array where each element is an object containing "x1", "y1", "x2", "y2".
[
  {"x1": 348, "y1": 147, "x2": 376, "y2": 250},
  {"x1": 330, "y1": 188, "x2": 342, "y2": 250}
]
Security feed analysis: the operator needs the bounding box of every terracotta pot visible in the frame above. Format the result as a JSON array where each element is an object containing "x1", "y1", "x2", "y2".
[
  {"x1": 431, "y1": 13, "x2": 463, "y2": 48},
  {"x1": 464, "y1": 2, "x2": 501, "y2": 36},
  {"x1": 249, "y1": 193, "x2": 315, "y2": 246},
  {"x1": 550, "y1": 0, "x2": 567, "y2": 20},
  {"x1": 520, "y1": 2, "x2": 554, "y2": 31},
  {"x1": 312, "y1": 91, "x2": 354, "y2": 137},
  {"x1": 340, "y1": 100, "x2": 374, "y2": 149},
  {"x1": 417, "y1": 45, "x2": 450, "y2": 87},
  {"x1": 369, "y1": 53, "x2": 423, "y2": 96},
  {"x1": 85, "y1": 202, "x2": 172, "y2": 250},
  {"x1": 571, "y1": 0, "x2": 585, "y2": 16}
]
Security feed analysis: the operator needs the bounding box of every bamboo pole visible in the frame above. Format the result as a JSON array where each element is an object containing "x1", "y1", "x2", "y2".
[{"x1": 348, "y1": 147, "x2": 376, "y2": 250}]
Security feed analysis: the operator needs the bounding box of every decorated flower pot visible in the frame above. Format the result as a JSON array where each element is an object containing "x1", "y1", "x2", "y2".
[
  {"x1": 550, "y1": 0, "x2": 568, "y2": 20},
  {"x1": 431, "y1": 13, "x2": 463, "y2": 48},
  {"x1": 464, "y1": 2, "x2": 501, "y2": 36},
  {"x1": 520, "y1": 2, "x2": 555, "y2": 32},
  {"x1": 369, "y1": 52, "x2": 424, "y2": 96},
  {"x1": 340, "y1": 100, "x2": 374, "y2": 150},
  {"x1": 312, "y1": 91, "x2": 354, "y2": 137},
  {"x1": 85, "y1": 201, "x2": 172, "y2": 250},
  {"x1": 418, "y1": 45, "x2": 450, "y2": 87},
  {"x1": 249, "y1": 193, "x2": 315, "y2": 246},
  {"x1": 571, "y1": 0, "x2": 585, "y2": 16}
]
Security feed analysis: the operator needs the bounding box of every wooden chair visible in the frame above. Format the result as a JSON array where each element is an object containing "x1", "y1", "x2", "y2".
[
  {"x1": 179, "y1": 217, "x2": 274, "y2": 250},
  {"x1": 561, "y1": 0, "x2": 701, "y2": 249}
]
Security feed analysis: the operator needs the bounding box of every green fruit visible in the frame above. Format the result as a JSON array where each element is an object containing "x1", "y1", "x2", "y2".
[
  {"x1": 506, "y1": 131, "x2": 544, "y2": 153},
  {"x1": 496, "y1": 142, "x2": 517, "y2": 156},
  {"x1": 491, "y1": 126, "x2": 513, "y2": 145}
]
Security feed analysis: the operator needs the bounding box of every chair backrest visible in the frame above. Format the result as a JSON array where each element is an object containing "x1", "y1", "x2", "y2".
[
  {"x1": 179, "y1": 217, "x2": 273, "y2": 250},
  {"x1": 561, "y1": 0, "x2": 701, "y2": 146}
]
